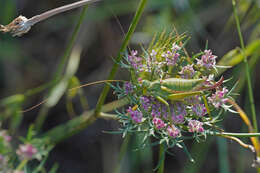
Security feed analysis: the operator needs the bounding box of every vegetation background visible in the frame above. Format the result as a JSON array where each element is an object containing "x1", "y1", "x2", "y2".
[{"x1": 0, "y1": 0, "x2": 259, "y2": 172}]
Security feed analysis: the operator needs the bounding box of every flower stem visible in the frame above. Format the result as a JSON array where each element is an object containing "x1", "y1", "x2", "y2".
[
  {"x1": 16, "y1": 159, "x2": 28, "y2": 171},
  {"x1": 232, "y1": 0, "x2": 258, "y2": 132},
  {"x1": 114, "y1": 134, "x2": 131, "y2": 173},
  {"x1": 94, "y1": 0, "x2": 147, "y2": 117},
  {"x1": 157, "y1": 144, "x2": 165, "y2": 173}
]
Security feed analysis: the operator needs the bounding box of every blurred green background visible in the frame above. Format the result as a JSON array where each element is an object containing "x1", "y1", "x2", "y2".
[{"x1": 0, "y1": 0, "x2": 260, "y2": 172}]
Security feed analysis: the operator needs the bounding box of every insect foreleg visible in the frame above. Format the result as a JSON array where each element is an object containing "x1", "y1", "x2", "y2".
[
  {"x1": 154, "y1": 95, "x2": 172, "y2": 117},
  {"x1": 155, "y1": 95, "x2": 169, "y2": 107}
]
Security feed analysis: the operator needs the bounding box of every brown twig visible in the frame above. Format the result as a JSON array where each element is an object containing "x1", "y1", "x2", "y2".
[{"x1": 0, "y1": 0, "x2": 99, "y2": 37}]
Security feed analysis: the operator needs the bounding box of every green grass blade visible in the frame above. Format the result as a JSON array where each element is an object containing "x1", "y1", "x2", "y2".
[{"x1": 94, "y1": 0, "x2": 148, "y2": 117}]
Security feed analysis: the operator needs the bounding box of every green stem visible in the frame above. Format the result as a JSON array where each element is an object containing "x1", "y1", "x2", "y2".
[
  {"x1": 157, "y1": 144, "x2": 165, "y2": 173},
  {"x1": 114, "y1": 134, "x2": 131, "y2": 173},
  {"x1": 94, "y1": 0, "x2": 148, "y2": 117},
  {"x1": 16, "y1": 159, "x2": 28, "y2": 171},
  {"x1": 232, "y1": 0, "x2": 258, "y2": 132}
]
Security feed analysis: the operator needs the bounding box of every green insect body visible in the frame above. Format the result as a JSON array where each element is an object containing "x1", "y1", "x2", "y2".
[
  {"x1": 160, "y1": 78, "x2": 204, "y2": 92},
  {"x1": 142, "y1": 78, "x2": 205, "y2": 102},
  {"x1": 141, "y1": 77, "x2": 213, "y2": 117}
]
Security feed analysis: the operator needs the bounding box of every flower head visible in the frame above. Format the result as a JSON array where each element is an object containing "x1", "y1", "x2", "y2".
[
  {"x1": 152, "y1": 117, "x2": 166, "y2": 129},
  {"x1": 124, "y1": 82, "x2": 133, "y2": 95},
  {"x1": 162, "y1": 50, "x2": 179, "y2": 66},
  {"x1": 140, "y1": 96, "x2": 152, "y2": 111},
  {"x1": 16, "y1": 144, "x2": 37, "y2": 160},
  {"x1": 192, "y1": 104, "x2": 207, "y2": 116},
  {"x1": 171, "y1": 43, "x2": 181, "y2": 52},
  {"x1": 188, "y1": 120, "x2": 204, "y2": 133},
  {"x1": 171, "y1": 103, "x2": 186, "y2": 124},
  {"x1": 197, "y1": 50, "x2": 217, "y2": 69},
  {"x1": 0, "y1": 130, "x2": 12, "y2": 143},
  {"x1": 179, "y1": 64, "x2": 195, "y2": 79},
  {"x1": 208, "y1": 88, "x2": 228, "y2": 108},
  {"x1": 128, "y1": 50, "x2": 143, "y2": 72},
  {"x1": 167, "y1": 125, "x2": 181, "y2": 138},
  {"x1": 151, "y1": 101, "x2": 162, "y2": 117}
]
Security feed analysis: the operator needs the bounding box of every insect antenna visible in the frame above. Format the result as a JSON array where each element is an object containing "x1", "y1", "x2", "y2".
[{"x1": 20, "y1": 79, "x2": 125, "y2": 113}]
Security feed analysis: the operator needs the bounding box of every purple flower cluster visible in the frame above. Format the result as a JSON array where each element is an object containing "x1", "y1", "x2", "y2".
[
  {"x1": 127, "y1": 107, "x2": 143, "y2": 123},
  {"x1": 124, "y1": 82, "x2": 133, "y2": 95},
  {"x1": 140, "y1": 96, "x2": 168, "y2": 118},
  {"x1": 117, "y1": 38, "x2": 233, "y2": 151},
  {"x1": 140, "y1": 96, "x2": 152, "y2": 111},
  {"x1": 188, "y1": 120, "x2": 204, "y2": 133},
  {"x1": 192, "y1": 104, "x2": 207, "y2": 116},
  {"x1": 197, "y1": 50, "x2": 217, "y2": 69},
  {"x1": 128, "y1": 50, "x2": 143, "y2": 72},
  {"x1": 0, "y1": 130, "x2": 12, "y2": 143},
  {"x1": 167, "y1": 125, "x2": 181, "y2": 138},
  {"x1": 171, "y1": 103, "x2": 186, "y2": 124},
  {"x1": 152, "y1": 117, "x2": 166, "y2": 129},
  {"x1": 208, "y1": 88, "x2": 228, "y2": 108},
  {"x1": 16, "y1": 143, "x2": 38, "y2": 160},
  {"x1": 179, "y1": 64, "x2": 195, "y2": 79},
  {"x1": 162, "y1": 50, "x2": 179, "y2": 66}
]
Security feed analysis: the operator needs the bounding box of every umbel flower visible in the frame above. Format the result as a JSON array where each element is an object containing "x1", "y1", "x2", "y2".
[
  {"x1": 16, "y1": 144, "x2": 37, "y2": 160},
  {"x1": 114, "y1": 33, "x2": 232, "y2": 157}
]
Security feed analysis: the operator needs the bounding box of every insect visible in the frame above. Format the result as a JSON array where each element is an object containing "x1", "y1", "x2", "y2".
[
  {"x1": 141, "y1": 76, "x2": 224, "y2": 107},
  {"x1": 0, "y1": 0, "x2": 99, "y2": 37}
]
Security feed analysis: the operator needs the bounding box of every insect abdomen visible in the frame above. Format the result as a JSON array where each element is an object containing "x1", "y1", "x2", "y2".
[{"x1": 161, "y1": 78, "x2": 204, "y2": 91}]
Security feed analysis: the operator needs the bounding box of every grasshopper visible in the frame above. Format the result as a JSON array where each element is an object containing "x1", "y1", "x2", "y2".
[{"x1": 141, "y1": 76, "x2": 224, "y2": 107}]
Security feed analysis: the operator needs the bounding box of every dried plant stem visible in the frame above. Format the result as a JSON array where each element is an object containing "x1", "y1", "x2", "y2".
[
  {"x1": 227, "y1": 99, "x2": 260, "y2": 155},
  {"x1": 218, "y1": 134, "x2": 255, "y2": 152},
  {"x1": 0, "y1": 0, "x2": 98, "y2": 36},
  {"x1": 29, "y1": 0, "x2": 99, "y2": 25}
]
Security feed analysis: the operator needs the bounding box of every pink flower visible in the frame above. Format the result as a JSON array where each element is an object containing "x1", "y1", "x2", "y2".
[
  {"x1": 188, "y1": 120, "x2": 204, "y2": 133},
  {"x1": 167, "y1": 125, "x2": 181, "y2": 138},
  {"x1": 128, "y1": 50, "x2": 143, "y2": 72},
  {"x1": 16, "y1": 144, "x2": 37, "y2": 160},
  {"x1": 0, "y1": 130, "x2": 12, "y2": 143},
  {"x1": 192, "y1": 104, "x2": 207, "y2": 116},
  {"x1": 208, "y1": 88, "x2": 228, "y2": 108},
  {"x1": 197, "y1": 50, "x2": 217, "y2": 69},
  {"x1": 152, "y1": 117, "x2": 166, "y2": 129},
  {"x1": 179, "y1": 64, "x2": 195, "y2": 79}
]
